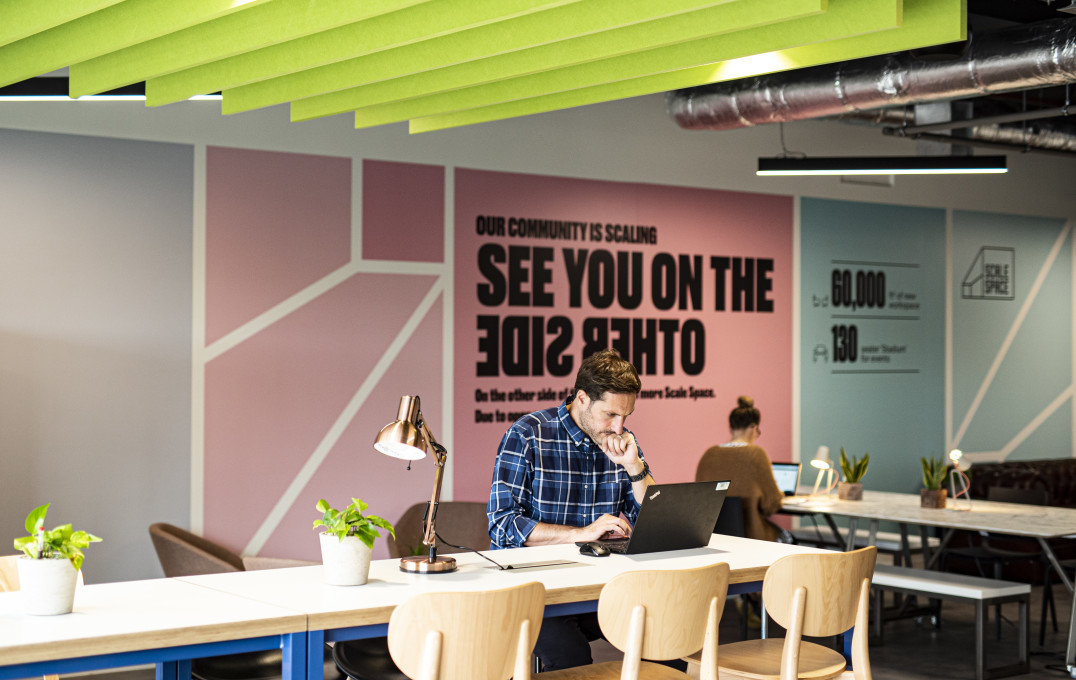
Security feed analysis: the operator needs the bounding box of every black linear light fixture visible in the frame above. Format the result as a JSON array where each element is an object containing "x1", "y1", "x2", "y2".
[{"x1": 757, "y1": 155, "x2": 1008, "y2": 176}]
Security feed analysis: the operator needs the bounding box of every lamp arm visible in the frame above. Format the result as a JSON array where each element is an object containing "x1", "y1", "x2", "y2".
[{"x1": 418, "y1": 416, "x2": 448, "y2": 558}]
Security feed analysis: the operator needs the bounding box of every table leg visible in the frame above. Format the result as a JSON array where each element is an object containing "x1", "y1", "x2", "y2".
[
  {"x1": 155, "y1": 662, "x2": 176, "y2": 680},
  {"x1": 846, "y1": 517, "x2": 859, "y2": 552},
  {"x1": 1066, "y1": 584, "x2": 1076, "y2": 678},
  {"x1": 282, "y1": 631, "x2": 309, "y2": 680},
  {"x1": 306, "y1": 630, "x2": 325, "y2": 680},
  {"x1": 821, "y1": 513, "x2": 844, "y2": 548},
  {"x1": 924, "y1": 528, "x2": 955, "y2": 570}
]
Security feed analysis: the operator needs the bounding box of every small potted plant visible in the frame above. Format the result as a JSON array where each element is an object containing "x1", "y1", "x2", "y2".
[
  {"x1": 13, "y1": 503, "x2": 101, "y2": 615},
  {"x1": 837, "y1": 448, "x2": 869, "y2": 500},
  {"x1": 920, "y1": 456, "x2": 948, "y2": 508},
  {"x1": 313, "y1": 498, "x2": 394, "y2": 586}
]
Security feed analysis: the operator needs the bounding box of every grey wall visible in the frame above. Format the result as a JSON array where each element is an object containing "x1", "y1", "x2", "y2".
[{"x1": 0, "y1": 129, "x2": 192, "y2": 583}]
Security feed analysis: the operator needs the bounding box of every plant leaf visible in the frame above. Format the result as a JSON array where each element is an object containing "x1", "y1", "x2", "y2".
[{"x1": 24, "y1": 503, "x2": 49, "y2": 534}]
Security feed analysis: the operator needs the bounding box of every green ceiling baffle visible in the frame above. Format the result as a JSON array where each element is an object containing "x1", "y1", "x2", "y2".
[
  {"x1": 0, "y1": 0, "x2": 125, "y2": 49},
  {"x1": 338, "y1": 0, "x2": 902, "y2": 130},
  {"x1": 144, "y1": 0, "x2": 590, "y2": 106},
  {"x1": 283, "y1": 0, "x2": 821, "y2": 122},
  {"x1": 216, "y1": 0, "x2": 771, "y2": 115},
  {"x1": 69, "y1": 0, "x2": 436, "y2": 97},
  {"x1": 408, "y1": 0, "x2": 964, "y2": 132},
  {"x1": 0, "y1": 0, "x2": 272, "y2": 90}
]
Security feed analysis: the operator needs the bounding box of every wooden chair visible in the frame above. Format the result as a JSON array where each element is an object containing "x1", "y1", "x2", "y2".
[
  {"x1": 386, "y1": 581, "x2": 545, "y2": 680},
  {"x1": 543, "y1": 562, "x2": 729, "y2": 680},
  {"x1": 697, "y1": 547, "x2": 876, "y2": 680},
  {"x1": 334, "y1": 501, "x2": 492, "y2": 680},
  {"x1": 0, "y1": 555, "x2": 85, "y2": 680}
]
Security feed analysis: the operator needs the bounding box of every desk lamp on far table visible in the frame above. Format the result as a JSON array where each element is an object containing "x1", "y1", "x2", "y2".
[
  {"x1": 810, "y1": 445, "x2": 837, "y2": 498},
  {"x1": 374, "y1": 395, "x2": 457, "y2": 574}
]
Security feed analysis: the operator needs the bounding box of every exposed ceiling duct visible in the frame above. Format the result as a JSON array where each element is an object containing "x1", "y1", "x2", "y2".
[{"x1": 666, "y1": 16, "x2": 1076, "y2": 154}]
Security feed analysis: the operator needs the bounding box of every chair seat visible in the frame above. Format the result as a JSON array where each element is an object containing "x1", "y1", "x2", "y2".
[
  {"x1": 542, "y1": 660, "x2": 690, "y2": 680},
  {"x1": 332, "y1": 638, "x2": 408, "y2": 680},
  {"x1": 710, "y1": 638, "x2": 847, "y2": 680}
]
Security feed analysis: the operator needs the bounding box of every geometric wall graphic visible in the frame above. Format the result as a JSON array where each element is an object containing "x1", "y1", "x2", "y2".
[
  {"x1": 453, "y1": 168, "x2": 794, "y2": 502},
  {"x1": 362, "y1": 159, "x2": 444, "y2": 263},
  {"x1": 951, "y1": 211, "x2": 1072, "y2": 463},
  {"x1": 205, "y1": 146, "x2": 351, "y2": 345},
  {"x1": 201, "y1": 153, "x2": 448, "y2": 560},
  {"x1": 800, "y1": 198, "x2": 947, "y2": 494}
]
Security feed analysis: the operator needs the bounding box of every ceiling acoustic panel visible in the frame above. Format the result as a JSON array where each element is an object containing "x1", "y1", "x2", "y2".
[
  {"x1": 222, "y1": 0, "x2": 768, "y2": 115},
  {"x1": 406, "y1": 0, "x2": 964, "y2": 133},
  {"x1": 69, "y1": 0, "x2": 438, "y2": 97},
  {"x1": 2, "y1": 0, "x2": 968, "y2": 132},
  {"x1": 0, "y1": 0, "x2": 125, "y2": 49},
  {"x1": 0, "y1": 0, "x2": 271, "y2": 89},
  {"x1": 284, "y1": 0, "x2": 822, "y2": 123},
  {"x1": 147, "y1": 0, "x2": 592, "y2": 107},
  {"x1": 338, "y1": 0, "x2": 902, "y2": 129}
]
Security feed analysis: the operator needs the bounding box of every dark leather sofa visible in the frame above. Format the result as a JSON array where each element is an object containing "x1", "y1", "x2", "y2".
[{"x1": 944, "y1": 457, "x2": 1076, "y2": 582}]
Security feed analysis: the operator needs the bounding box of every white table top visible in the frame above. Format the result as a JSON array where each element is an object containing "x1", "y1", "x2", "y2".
[
  {"x1": 0, "y1": 577, "x2": 306, "y2": 665},
  {"x1": 783, "y1": 490, "x2": 1076, "y2": 539},
  {"x1": 178, "y1": 535, "x2": 824, "y2": 631}
]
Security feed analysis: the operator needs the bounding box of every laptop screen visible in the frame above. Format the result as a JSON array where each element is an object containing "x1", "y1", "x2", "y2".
[{"x1": 771, "y1": 462, "x2": 801, "y2": 496}]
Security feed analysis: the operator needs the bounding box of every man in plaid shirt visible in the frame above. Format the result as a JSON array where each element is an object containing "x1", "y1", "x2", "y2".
[{"x1": 487, "y1": 348, "x2": 657, "y2": 671}]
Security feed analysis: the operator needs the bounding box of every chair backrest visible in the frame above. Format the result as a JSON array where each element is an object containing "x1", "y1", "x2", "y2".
[
  {"x1": 386, "y1": 502, "x2": 491, "y2": 558},
  {"x1": 712, "y1": 496, "x2": 745, "y2": 537},
  {"x1": 148, "y1": 523, "x2": 245, "y2": 577},
  {"x1": 761, "y1": 547, "x2": 877, "y2": 680},
  {"x1": 0, "y1": 555, "x2": 18, "y2": 592},
  {"x1": 387, "y1": 581, "x2": 545, "y2": 680},
  {"x1": 599, "y1": 563, "x2": 729, "y2": 680},
  {"x1": 987, "y1": 485, "x2": 1049, "y2": 506}
]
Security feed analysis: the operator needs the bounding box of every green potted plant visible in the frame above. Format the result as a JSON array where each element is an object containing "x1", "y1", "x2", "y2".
[
  {"x1": 313, "y1": 498, "x2": 394, "y2": 586},
  {"x1": 920, "y1": 455, "x2": 948, "y2": 508},
  {"x1": 13, "y1": 503, "x2": 101, "y2": 615},
  {"x1": 837, "y1": 448, "x2": 869, "y2": 500}
]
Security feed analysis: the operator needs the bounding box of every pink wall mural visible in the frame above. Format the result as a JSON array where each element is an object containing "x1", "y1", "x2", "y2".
[
  {"x1": 453, "y1": 168, "x2": 794, "y2": 502},
  {"x1": 203, "y1": 152, "x2": 445, "y2": 560},
  {"x1": 202, "y1": 155, "x2": 791, "y2": 559}
]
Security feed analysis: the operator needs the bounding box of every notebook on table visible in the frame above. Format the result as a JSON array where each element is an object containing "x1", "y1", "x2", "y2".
[
  {"x1": 771, "y1": 462, "x2": 802, "y2": 496},
  {"x1": 575, "y1": 480, "x2": 729, "y2": 555}
]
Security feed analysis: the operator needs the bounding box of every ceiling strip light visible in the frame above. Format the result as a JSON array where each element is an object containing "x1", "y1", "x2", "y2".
[{"x1": 756, "y1": 156, "x2": 1009, "y2": 176}]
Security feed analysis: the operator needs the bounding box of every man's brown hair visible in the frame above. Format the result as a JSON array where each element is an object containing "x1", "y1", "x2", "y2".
[{"x1": 573, "y1": 348, "x2": 641, "y2": 400}]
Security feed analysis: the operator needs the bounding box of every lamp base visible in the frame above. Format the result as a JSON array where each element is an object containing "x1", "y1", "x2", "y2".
[{"x1": 399, "y1": 555, "x2": 457, "y2": 574}]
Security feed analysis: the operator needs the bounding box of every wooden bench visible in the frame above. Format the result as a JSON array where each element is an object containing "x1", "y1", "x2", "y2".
[{"x1": 871, "y1": 564, "x2": 1030, "y2": 680}]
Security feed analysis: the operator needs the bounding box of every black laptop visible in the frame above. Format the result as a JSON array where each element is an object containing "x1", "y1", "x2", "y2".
[{"x1": 575, "y1": 480, "x2": 730, "y2": 554}]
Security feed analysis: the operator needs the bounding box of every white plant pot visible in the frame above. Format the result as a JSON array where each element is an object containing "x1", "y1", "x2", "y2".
[
  {"x1": 16, "y1": 557, "x2": 78, "y2": 615},
  {"x1": 319, "y1": 533, "x2": 372, "y2": 586}
]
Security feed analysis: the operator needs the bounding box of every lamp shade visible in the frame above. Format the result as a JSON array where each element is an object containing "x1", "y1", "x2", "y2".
[
  {"x1": 810, "y1": 445, "x2": 832, "y2": 470},
  {"x1": 949, "y1": 448, "x2": 971, "y2": 471},
  {"x1": 374, "y1": 395, "x2": 428, "y2": 461}
]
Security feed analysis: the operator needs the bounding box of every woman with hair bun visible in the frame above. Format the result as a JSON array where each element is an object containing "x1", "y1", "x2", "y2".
[{"x1": 695, "y1": 396, "x2": 784, "y2": 542}]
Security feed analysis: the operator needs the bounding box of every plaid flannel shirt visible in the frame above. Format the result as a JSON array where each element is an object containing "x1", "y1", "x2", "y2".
[{"x1": 487, "y1": 398, "x2": 646, "y2": 549}]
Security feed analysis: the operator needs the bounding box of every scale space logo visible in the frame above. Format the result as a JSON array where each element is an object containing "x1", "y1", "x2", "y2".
[{"x1": 962, "y1": 246, "x2": 1015, "y2": 301}]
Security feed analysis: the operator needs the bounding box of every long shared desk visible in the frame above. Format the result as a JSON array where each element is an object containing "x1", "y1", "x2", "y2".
[
  {"x1": 0, "y1": 535, "x2": 822, "y2": 680},
  {"x1": 783, "y1": 490, "x2": 1076, "y2": 677}
]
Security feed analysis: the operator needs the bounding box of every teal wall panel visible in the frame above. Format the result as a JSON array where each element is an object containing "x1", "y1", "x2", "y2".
[
  {"x1": 951, "y1": 211, "x2": 1072, "y2": 462},
  {"x1": 801, "y1": 198, "x2": 946, "y2": 493}
]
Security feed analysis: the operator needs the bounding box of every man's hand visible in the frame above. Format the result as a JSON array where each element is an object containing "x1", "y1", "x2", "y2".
[
  {"x1": 599, "y1": 432, "x2": 644, "y2": 478},
  {"x1": 575, "y1": 513, "x2": 633, "y2": 542}
]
